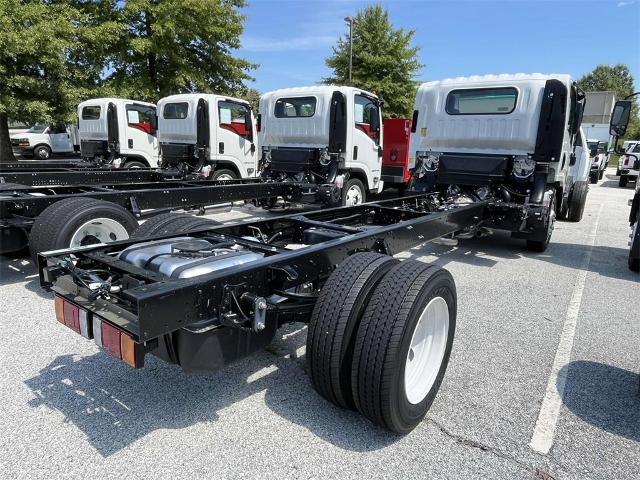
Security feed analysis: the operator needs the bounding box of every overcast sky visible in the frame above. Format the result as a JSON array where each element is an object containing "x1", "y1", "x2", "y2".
[{"x1": 238, "y1": 0, "x2": 640, "y2": 93}]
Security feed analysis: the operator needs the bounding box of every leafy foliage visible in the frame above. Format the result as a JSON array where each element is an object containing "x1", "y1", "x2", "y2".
[
  {"x1": 106, "y1": 0, "x2": 255, "y2": 102},
  {"x1": 324, "y1": 5, "x2": 423, "y2": 118},
  {"x1": 0, "y1": 0, "x2": 119, "y2": 160},
  {"x1": 577, "y1": 64, "x2": 640, "y2": 139}
]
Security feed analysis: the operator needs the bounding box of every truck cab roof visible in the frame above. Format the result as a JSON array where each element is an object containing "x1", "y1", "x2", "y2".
[{"x1": 412, "y1": 73, "x2": 573, "y2": 157}]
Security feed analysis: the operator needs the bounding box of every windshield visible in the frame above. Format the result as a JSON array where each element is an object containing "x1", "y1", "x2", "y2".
[
  {"x1": 26, "y1": 124, "x2": 49, "y2": 134},
  {"x1": 629, "y1": 143, "x2": 640, "y2": 153},
  {"x1": 587, "y1": 142, "x2": 598, "y2": 150}
]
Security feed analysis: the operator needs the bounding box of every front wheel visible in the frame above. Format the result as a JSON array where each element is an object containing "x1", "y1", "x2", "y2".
[
  {"x1": 34, "y1": 145, "x2": 52, "y2": 160},
  {"x1": 211, "y1": 168, "x2": 238, "y2": 181},
  {"x1": 526, "y1": 194, "x2": 556, "y2": 252},
  {"x1": 598, "y1": 169, "x2": 604, "y2": 180},
  {"x1": 123, "y1": 160, "x2": 148, "y2": 169},
  {"x1": 629, "y1": 215, "x2": 639, "y2": 272},
  {"x1": 619, "y1": 175, "x2": 628, "y2": 188},
  {"x1": 589, "y1": 171, "x2": 598, "y2": 184},
  {"x1": 341, "y1": 178, "x2": 366, "y2": 206}
]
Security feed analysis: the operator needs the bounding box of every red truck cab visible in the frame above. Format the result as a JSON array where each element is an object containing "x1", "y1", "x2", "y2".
[{"x1": 382, "y1": 118, "x2": 412, "y2": 192}]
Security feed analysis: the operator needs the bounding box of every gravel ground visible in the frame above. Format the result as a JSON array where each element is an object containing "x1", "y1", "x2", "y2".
[{"x1": 0, "y1": 167, "x2": 638, "y2": 479}]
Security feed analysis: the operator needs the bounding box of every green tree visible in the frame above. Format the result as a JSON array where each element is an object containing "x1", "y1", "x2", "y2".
[
  {"x1": 107, "y1": 0, "x2": 255, "y2": 102},
  {"x1": 239, "y1": 87, "x2": 261, "y2": 114},
  {"x1": 324, "y1": 4, "x2": 423, "y2": 118},
  {"x1": 0, "y1": 0, "x2": 117, "y2": 162},
  {"x1": 577, "y1": 63, "x2": 640, "y2": 139}
]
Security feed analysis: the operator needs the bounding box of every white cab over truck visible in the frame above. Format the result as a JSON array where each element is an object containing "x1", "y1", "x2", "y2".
[
  {"x1": 78, "y1": 98, "x2": 159, "y2": 168},
  {"x1": 157, "y1": 94, "x2": 258, "y2": 180},
  {"x1": 258, "y1": 86, "x2": 384, "y2": 206},
  {"x1": 408, "y1": 73, "x2": 587, "y2": 251},
  {"x1": 10, "y1": 124, "x2": 80, "y2": 159}
]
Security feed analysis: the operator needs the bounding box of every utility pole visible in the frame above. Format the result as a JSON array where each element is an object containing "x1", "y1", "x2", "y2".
[{"x1": 344, "y1": 16, "x2": 354, "y2": 85}]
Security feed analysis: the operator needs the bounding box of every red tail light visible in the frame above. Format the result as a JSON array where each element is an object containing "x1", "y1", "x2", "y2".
[{"x1": 54, "y1": 295, "x2": 143, "y2": 368}]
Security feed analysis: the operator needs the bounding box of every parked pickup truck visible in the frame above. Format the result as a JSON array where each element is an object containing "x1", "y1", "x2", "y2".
[
  {"x1": 618, "y1": 141, "x2": 640, "y2": 188},
  {"x1": 587, "y1": 139, "x2": 609, "y2": 184},
  {"x1": 10, "y1": 124, "x2": 80, "y2": 159}
]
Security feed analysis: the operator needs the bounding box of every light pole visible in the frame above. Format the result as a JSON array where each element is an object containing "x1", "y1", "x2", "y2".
[{"x1": 344, "y1": 16, "x2": 354, "y2": 84}]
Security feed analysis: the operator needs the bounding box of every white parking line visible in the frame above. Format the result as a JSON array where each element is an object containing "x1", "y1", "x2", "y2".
[{"x1": 529, "y1": 204, "x2": 603, "y2": 455}]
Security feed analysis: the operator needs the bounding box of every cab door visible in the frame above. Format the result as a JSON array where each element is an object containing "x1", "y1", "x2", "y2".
[
  {"x1": 124, "y1": 103, "x2": 159, "y2": 165},
  {"x1": 49, "y1": 125, "x2": 73, "y2": 152},
  {"x1": 352, "y1": 92, "x2": 382, "y2": 189},
  {"x1": 214, "y1": 99, "x2": 257, "y2": 177}
]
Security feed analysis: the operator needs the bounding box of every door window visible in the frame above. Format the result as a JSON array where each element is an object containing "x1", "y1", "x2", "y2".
[
  {"x1": 354, "y1": 94, "x2": 379, "y2": 143},
  {"x1": 126, "y1": 104, "x2": 156, "y2": 134},
  {"x1": 218, "y1": 101, "x2": 251, "y2": 138}
]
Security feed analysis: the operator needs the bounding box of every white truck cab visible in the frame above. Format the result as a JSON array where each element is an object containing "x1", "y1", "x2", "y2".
[
  {"x1": 408, "y1": 73, "x2": 587, "y2": 251},
  {"x1": 258, "y1": 86, "x2": 383, "y2": 206},
  {"x1": 157, "y1": 94, "x2": 258, "y2": 179},
  {"x1": 10, "y1": 124, "x2": 79, "y2": 159},
  {"x1": 78, "y1": 98, "x2": 159, "y2": 168}
]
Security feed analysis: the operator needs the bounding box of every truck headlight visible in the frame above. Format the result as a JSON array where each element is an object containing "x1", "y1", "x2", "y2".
[
  {"x1": 512, "y1": 156, "x2": 536, "y2": 178},
  {"x1": 416, "y1": 151, "x2": 439, "y2": 172}
]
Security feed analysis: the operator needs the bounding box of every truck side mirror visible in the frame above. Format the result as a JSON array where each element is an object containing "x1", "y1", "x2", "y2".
[
  {"x1": 571, "y1": 103, "x2": 584, "y2": 134},
  {"x1": 610, "y1": 100, "x2": 632, "y2": 137},
  {"x1": 369, "y1": 112, "x2": 380, "y2": 139},
  {"x1": 150, "y1": 114, "x2": 158, "y2": 134},
  {"x1": 244, "y1": 111, "x2": 254, "y2": 143}
]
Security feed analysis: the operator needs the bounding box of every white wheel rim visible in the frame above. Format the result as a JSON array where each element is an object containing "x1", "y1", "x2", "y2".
[
  {"x1": 69, "y1": 218, "x2": 130, "y2": 248},
  {"x1": 404, "y1": 296, "x2": 449, "y2": 405},
  {"x1": 216, "y1": 173, "x2": 234, "y2": 180},
  {"x1": 344, "y1": 184, "x2": 363, "y2": 206}
]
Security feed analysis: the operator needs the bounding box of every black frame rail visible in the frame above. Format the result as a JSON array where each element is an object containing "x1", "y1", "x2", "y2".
[
  {"x1": 1, "y1": 179, "x2": 314, "y2": 223},
  {"x1": 39, "y1": 195, "x2": 488, "y2": 342},
  {"x1": 0, "y1": 167, "x2": 179, "y2": 187}
]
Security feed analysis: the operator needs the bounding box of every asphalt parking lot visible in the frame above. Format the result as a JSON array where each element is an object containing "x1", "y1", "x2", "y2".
[{"x1": 0, "y1": 167, "x2": 638, "y2": 479}]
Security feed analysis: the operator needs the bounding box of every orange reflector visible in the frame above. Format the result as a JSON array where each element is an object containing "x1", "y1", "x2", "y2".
[
  {"x1": 120, "y1": 333, "x2": 143, "y2": 368},
  {"x1": 54, "y1": 296, "x2": 65, "y2": 324}
]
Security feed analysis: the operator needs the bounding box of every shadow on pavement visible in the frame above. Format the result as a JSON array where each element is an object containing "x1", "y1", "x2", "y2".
[
  {"x1": 0, "y1": 252, "x2": 53, "y2": 298},
  {"x1": 561, "y1": 360, "x2": 640, "y2": 442},
  {"x1": 24, "y1": 326, "x2": 397, "y2": 457}
]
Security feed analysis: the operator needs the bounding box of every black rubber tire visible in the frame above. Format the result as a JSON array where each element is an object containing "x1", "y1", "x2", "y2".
[
  {"x1": 567, "y1": 181, "x2": 588, "y2": 222},
  {"x1": 307, "y1": 252, "x2": 399, "y2": 410},
  {"x1": 598, "y1": 169, "x2": 604, "y2": 180},
  {"x1": 629, "y1": 214, "x2": 639, "y2": 272},
  {"x1": 616, "y1": 168, "x2": 621, "y2": 176},
  {"x1": 351, "y1": 260, "x2": 457, "y2": 434},
  {"x1": 33, "y1": 145, "x2": 51, "y2": 160},
  {"x1": 341, "y1": 178, "x2": 366, "y2": 206},
  {"x1": 619, "y1": 175, "x2": 628, "y2": 188},
  {"x1": 123, "y1": 160, "x2": 147, "y2": 169},
  {"x1": 132, "y1": 213, "x2": 221, "y2": 239},
  {"x1": 526, "y1": 194, "x2": 556, "y2": 252},
  {"x1": 211, "y1": 168, "x2": 238, "y2": 181},
  {"x1": 589, "y1": 171, "x2": 598, "y2": 184},
  {"x1": 29, "y1": 198, "x2": 138, "y2": 259}
]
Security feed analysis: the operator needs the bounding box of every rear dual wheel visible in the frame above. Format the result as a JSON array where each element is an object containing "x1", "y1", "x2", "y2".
[
  {"x1": 29, "y1": 198, "x2": 138, "y2": 260},
  {"x1": 307, "y1": 253, "x2": 456, "y2": 433}
]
